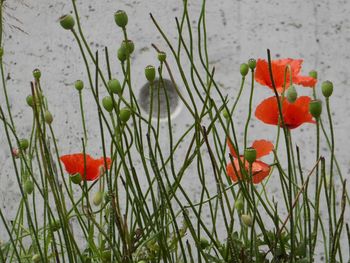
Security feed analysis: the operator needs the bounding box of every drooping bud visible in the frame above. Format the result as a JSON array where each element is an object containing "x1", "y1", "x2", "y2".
[
  {"x1": 102, "y1": 96, "x2": 114, "y2": 112},
  {"x1": 93, "y1": 191, "x2": 104, "y2": 206},
  {"x1": 145, "y1": 65, "x2": 156, "y2": 82},
  {"x1": 114, "y1": 10, "x2": 128, "y2": 28},
  {"x1": 286, "y1": 85, "x2": 297, "y2": 103},
  {"x1": 119, "y1": 107, "x2": 131, "y2": 122},
  {"x1": 240, "y1": 63, "x2": 249, "y2": 77},
  {"x1": 19, "y1": 139, "x2": 29, "y2": 151},
  {"x1": 117, "y1": 46, "x2": 127, "y2": 62},
  {"x1": 321, "y1": 80, "x2": 333, "y2": 98},
  {"x1": 70, "y1": 173, "x2": 82, "y2": 184},
  {"x1": 44, "y1": 110, "x2": 53, "y2": 124},
  {"x1": 121, "y1": 40, "x2": 134, "y2": 55},
  {"x1": 108, "y1": 79, "x2": 122, "y2": 94},
  {"x1": 309, "y1": 99, "x2": 322, "y2": 118},
  {"x1": 33, "y1": 69, "x2": 41, "y2": 80},
  {"x1": 24, "y1": 180, "x2": 34, "y2": 195},
  {"x1": 26, "y1": 95, "x2": 34, "y2": 107},
  {"x1": 241, "y1": 214, "x2": 253, "y2": 227},
  {"x1": 75, "y1": 80, "x2": 84, "y2": 91},
  {"x1": 309, "y1": 70, "x2": 318, "y2": 80},
  {"x1": 59, "y1": 14, "x2": 75, "y2": 30},
  {"x1": 248, "y1": 58, "x2": 256, "y2": 70},
  {"x1": 157, "y1": 51, "x2": 167, "y2": 62},
  {"x1": 244, "y1": 147, "x2": 257, "y2": 164}
]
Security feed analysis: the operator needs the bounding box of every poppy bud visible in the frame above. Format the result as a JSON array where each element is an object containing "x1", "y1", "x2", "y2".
[
  {"x1": 199, "y1": 238, "x2": 210, "y2": 249},
  {"x1": 70, "y1": 173, "x2": 82, "y2": 184},
  {"x1": 0, "y1": 47, "x2": 3, "y2": 58},
  {"x1": 33, "y1": 69, "x2": 41, "y2": 80},
  {"x1": 222, "y1": 108, "x2": 230, "y2": 119},
  {"x1": 145, "y1": 65, "x2": 156, "y2": 82},
  {"x1": 321, "y1": 80, "x2": 333, "y2": 98},
  {"x1": 234, "y1": 197, "x2": 244, "y2": 211},
  {"x1": 158, "y1": 51, "x2": 167, "y2": 62},
  {"x1": 108, "y1": 79, "x2": 122, "y2": 94},
  {"x1": 75, "y1": 80, "x2": 84, "y2": 91},
  {"x1": 102, "y1": 96, "x2": 114, "y2": 112},
  {"x1": 244, "y1": 147, "x2": 256, "y2": 164},
  {"x1": 309, "y1": 70, "x2": 318, "y2": 80},
  {"x1": 286, "y1": 85, "x2": 297, "y2": 103},
  {"x1": 241, "y1": 214, "x2": 253, "y2": 227},
  {"x1": 44, "y1": 110, "x2": 53, "y2": 124},
  {"x1": 309, "y1": 99, "x2": 322, "y2": 118},
  {"x1": 26, "y1": 95, "x2": 34, "y2": 107},
  {"x1": 240, "y1": 63, "x2": 249, "y2": 76},
  {"x1": 59, "y1": 14, "x2": 75, "y2": 30},
  {"x1": 114, "y1": 10, "x2": 128, "y2": 28},
  {"x1": 117, "y1": 46, "x2": 127, "y2": 62},
  {"x1": 19, "y1": 138, "x2": 29, "y2": 151},
  {"x1": 24, "y1": 180, "x2": 34, "y2": 195},
  {"x1": 93, "y1": 191, "x2": 104, "y2": 206},
  {"x1": 248, "y1": 58, "x2": 256, "y2": 70},
  {"x1": 32, "y1": 254, "x2": 41, "y2": 262},
  {"x1": 121, "y1": 39, "x2": 134, "y2": 54},
  {"x1": 119, "y1": 107, "x2": 131, "y2": 122}
]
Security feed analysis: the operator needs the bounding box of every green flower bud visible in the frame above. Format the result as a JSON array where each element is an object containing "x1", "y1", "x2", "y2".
[
  {"x1": 114, "y1": 10, "x2": 128, "y2": 28},
  {"x1": 240, "y1": 63, "x2": 249, "y2": 76},
  {"x1": 119, "y1": 107, "x2": 131, "y2": 122},
  {"x1": 244, "y1": 147, "x2": 257, "y2": 164},
  {"x1": 0, "y1": 47, "x2": 3, "y2": 58},
  {"x1": 33, "y1": 68, "x2": 41, "y2": 80},
  {"x1": 309, "y1": 99, "x2": 322, "y2": 118},
  {"x1": 26, "y1": 95, "x2": 34, "y2": 107},
  {"x1": 24, "y1": 180, "x2": 34, "y2": 195},
  {"x1": 32, "y1": 254, "x2": 41, "y2": 262},
  {"x1": 158, "y1": 51, "x2": 167, "y2": 62},
  {"x1": 234, "y1": 198, "x2": 244, "y2": 211},
  {"x1": 93, "y1": 191, "x2": 104, "y2": 206},
  {"x1": 145, "y1": 65, "x2": 156, "y2": 82},
  {"x1": 44, "y1": 110, "x2": 53, "y2": 124},
  {"x1": 222, "y1": 108, "x2": 230, "y2": 119},
  {"x1": 108, "y1": 79, "x2": 122, "y2": 94},
  {"x1": 241, "y1": 214, "x2": 253, "y2": 227},
  {"x1": 309, "y1": 70, "x2": 317, "y2": 80},
  {"x1": 286, "y1": 85, "x2": 297, "y2": 103},
  {"x1": 59, "y1": 14, "x2": 75, "y2": 30},
  {"x1": 321, "y1": 80, "x2": 333, "y2": 98},
  {"x1": 248, "y1": 58, "x2": 256, "y2": 70},
  {"x1": 19, "y1": 138, "x2": 29, "y2": 151},
  {"x1": 199, "y1": 238, "x2": 210, "y2": 249},
  {"x1": 70, "y1": 173, "x2": 82, "y2": 184},
  {"x1": 121, "y1": 40, "x2": 134, "y2": 54},
  {"x1": 117, "y1": 46, "x2": 127, "y2": 62},
  {"x1": 75, "y1": 80, "x2": 84, "y2": 91},
  {"x1": 102, "y1": 96, "x2": 114, "y2": 112}
]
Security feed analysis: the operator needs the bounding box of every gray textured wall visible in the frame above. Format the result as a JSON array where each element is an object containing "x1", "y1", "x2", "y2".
[{"x1": 1, "y1": 0, "x2": 349, "y2": 260}]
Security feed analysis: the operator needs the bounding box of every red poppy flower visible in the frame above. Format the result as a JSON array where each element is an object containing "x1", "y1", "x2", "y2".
[
  {"x1": 226, "y1": 139, "x2": 273, "y2": 184},
  {"x1": 255, "y1": 95, "x2": 315, "y2": 129},
  {"x1": 255, "y1": 58, "x2": 317, "y2": 93},
  {"x1": 60, "y1": 153, "x2": 112, "y2": 181}
]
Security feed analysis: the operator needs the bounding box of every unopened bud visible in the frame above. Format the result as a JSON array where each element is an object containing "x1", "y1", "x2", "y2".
[
  {"x1": 241, "y1": 214, "x2": 253, "y2": 227},
  {"x1": 309, "y1": 99, "x2": 322, "y2": 118},
  {"x1": 240, "y1": 63, "x2": 249, "y2": 76},
  {"x1": 145, "y1": 65, "x2": 156, "y2": 82},
  {"x1": 59, "y1": 14, "x2": 75, "y2": 30},
  {"x1": 321, "y1": 80, "x2": 333, "y2": 98},
  {"x1": 93, "y1": 191, "x2": 104, "y2": 206},
  {"x1": 114, "y1": 10, "x2": 128, "y2": 28},
  {"x1": 286, "y1": 85, "x2": 297, "y2": 103}
]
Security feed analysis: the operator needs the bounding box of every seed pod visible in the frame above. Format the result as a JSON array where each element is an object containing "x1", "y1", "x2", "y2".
[
  {"x1": 145, "y1": 65, "x2": 156, "y2": 82},
  {"x1": 44, "y1": 110, "x2": 53, "y2": 124},
  {"x1": 33, "y1": 69, "x2": 41, "y2": 80},
  {"x1": 93, "y1": 191, "x2": 104, "y2": 206},
  {"x1": 59, "y1": 14, "x2": 75, "y2": 30},
  {"x1": 248, "y1": 58, "x2": 256, "y2": 70},
  {"x1": 240, "y1": 63, "x2": 249, "y2": 76},
  {"x1": 244, "y1": 147, "x2": 257, "y2": 164},
  {"x1": 70, "y1": 173, "x2": 82, "y2": 184},
  {"x1": 121, "y1": 40, "x2": 134, "y2": 54},
  {"x1": 309, "y1": 99, "x2": 322, "y2": 118},
  {"x1": 321, "y1": 80, "x2": 333, "y2": 98},
  {"x1": 286, "y1": 85, "x2": 297, "y2": 103},
  {"x1": 241, "y1": 214, "x2": 253, "y2": 227},
  {"x1": 75, "y1": 80, "x2": 84, "y2": 91},
  {"x1": 119, "y1": 107, "x2": 131, "y2": 122},
  {"x1": 19, "y1": 139, "x2": 29, "y2": 151},
  {"x1": 102, "y1": 96, "x2": 114, "y2": 112},
  {"x1": 108, "y1": 79, "x2": 122, "y2": 94},
  {"x1": 114, "y1": 10, "x2": 128, "y2": 28},
  {"x1": 158, "y1": 51, "x2": 167, "y2": 62},
  {"x1": 24, "y1": 180, "x2": 34, "y2": 195}
]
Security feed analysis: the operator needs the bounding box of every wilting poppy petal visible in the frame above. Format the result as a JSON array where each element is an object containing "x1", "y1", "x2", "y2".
[{"x1": 252, "y1": 140, "x2": 274, "y2": 159}]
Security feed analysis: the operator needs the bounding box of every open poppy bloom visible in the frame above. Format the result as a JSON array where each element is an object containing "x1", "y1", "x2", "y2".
[
  {"x1": 60, "y1": 153, "x2": 112, "y2": 181},
  {"x1": 255, "y1": 58, "x2": 317, "y2": 93},
  {"x1": 226, "y1": 139, "x2": 274, "y2": 184},
  {"x1": 255, "y1": 95, "x2": 315, "y2": 129}
]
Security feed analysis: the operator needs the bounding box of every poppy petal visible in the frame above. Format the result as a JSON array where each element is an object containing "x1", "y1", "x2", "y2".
[
  {"x1": 255, "y1": 96, "x2": 280, "y2": 126},
  {"x1": 252, "y1": 161, "x2": 271, "y2": 184},
  {"x1": 294, "y1": 75, "x2": 317, "y2": 87},
  {"x1": 226, "y1": 138, "x2": 239, "y2": 158},
  {"x1": 252, "y1": 140, "x2": 274, "y2": 159},
  {"x1": 283, "y1": 96, "x2": 315, "y2": 129}
]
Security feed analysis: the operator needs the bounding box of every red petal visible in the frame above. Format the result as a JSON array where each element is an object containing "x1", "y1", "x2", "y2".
[
  {"x1": 283, "y1": 96, "x2": 315, "y2": 129},
  {"x1": 255, "y1": 96, "x2": 280, "y2": 126},
  {"x1": 252, "y1": 161, "x2": 271, "y2": 184},
  {"x1": 252, "y1": 140, "x2": 274, "y2": 159},
  {"x1": 294, "y1": 75, "x2": 317, "y2": 87},
  {"x1": 226, "y1": 138, "x2": 238, "y2": 158}
]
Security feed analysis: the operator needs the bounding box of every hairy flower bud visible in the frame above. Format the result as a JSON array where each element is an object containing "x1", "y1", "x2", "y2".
[
  {"x1": 44, "y1": 110, "x2": 53, "y2": 124},
  {"x1": 75, "y1": 80, "x2": 84, "y2": 91},
  {"x1": 240, "y1": 63, "x2": 249, "y2": 76},
  {"x1": 102, "y1": 96, "x2": 114, "y2": 112},
  {"x1": 309, "y1": 99, "x2": 322, "y2": 118},
  {"x1": 119, "y1": 107, "x2": 131, "y2": 122},
  {"x1": 321, "y1": 80, "x2": 333, "y2": 98},
  {"x1": 286, "y1": 85, "x2": 297, "y2": 103},
  {"x1": 108, "y1": 79, "x2": 122, "y2": 94}
]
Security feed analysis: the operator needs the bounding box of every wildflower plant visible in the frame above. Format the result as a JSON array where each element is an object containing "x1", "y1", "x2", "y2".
[{"x1": 0, "y1": 1, "x2": 349, "y2": 263}]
